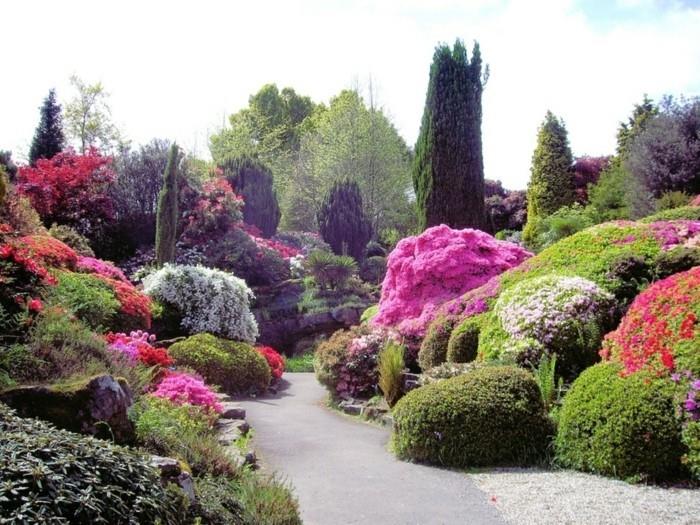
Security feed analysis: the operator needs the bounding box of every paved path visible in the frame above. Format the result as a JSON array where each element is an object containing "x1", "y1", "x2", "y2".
[{"x1": 239, "y1": 373, "x2": 506, "y2": 525}]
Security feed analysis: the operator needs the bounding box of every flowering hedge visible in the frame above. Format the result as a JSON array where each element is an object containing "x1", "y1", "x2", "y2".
[
  {"x1": 143, "y1": 264, "x2": 258, "y2": 342},
  {"x1": 77, "y1": 256, "x2": 128, "y2": 282},
  {"x1": 601, "y1": 267, "x2": 700, "y2": 376},
  {"x1": 373, "y1": 225, "x2": 531, "y2": 337},
  {"x1": 256, "y1": 346, "x2": 285, "y2": 380},
  {"x1": 152, "y1": 372, "x2": 222, "y2": 413},
  {"x1": 106, "y1": 331, "x2": 172, "y2": 367}
]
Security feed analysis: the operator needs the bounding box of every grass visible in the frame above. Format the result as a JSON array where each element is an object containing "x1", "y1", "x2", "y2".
[{"x1": 285, "y1": 352, "x2": 315, "y2": 372}]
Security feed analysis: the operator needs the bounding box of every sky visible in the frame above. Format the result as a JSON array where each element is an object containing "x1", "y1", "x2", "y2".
[{"x1": 3, "y1": 0, "x2": 700, "y2": 190}]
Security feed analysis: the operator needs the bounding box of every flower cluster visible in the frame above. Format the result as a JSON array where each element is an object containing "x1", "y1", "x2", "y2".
[
  {"x1": 152, "y1": 371, "x2": 222, "y2": 413},
  {"x1": 96, "y1": 275, "x2": 152, "y2": 329},
  {"x1": 256, "y1": 346, "x2": 285, "y2": 380},
  {"x1": 672, "y1": 372, "x2": 700, "y2": 421},
  {"x1": 496, "y1": 275, "x2": 616, "y2": 349},
  {"x1": 373, "y1": 225, "x2": 531, "y2": 337},
  {"x1": 143, "y1": 264, "x2": 258, "y2": 342},
  {"x1": 240, "y1": 224, "x2": 301, "y2": 260},
  {"x1": 336, "y1": 329, "x2": 385, "y2": 399},
  {"x1": 77, "y1": 256, "x2": 128, "y2": 282},
  {"x1": 106, "y1": 331, "x2": 172, "y2": 367},
  {"x1": 10, "y1": 235, "x2": 78, "y2": 270},
  {"x1": 601, "y1": 267, "x2": 699, "y2": 376},
  {"x1": 182, "y1": 178, "x2": 243, "y2": 243},
  {"x1": 648, "y1": 220, "x2": 700, "y2": 250},
  {"x1": 0, "y1": 241, "x2": 57, "y2": 285}
]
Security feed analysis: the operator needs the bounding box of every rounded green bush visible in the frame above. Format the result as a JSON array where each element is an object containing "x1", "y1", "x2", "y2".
[
  {"x1": 46, "y1": 271, "x2": 120, "y2": 330},
  {"x1": 169, "y1": 333, "x2": 271, "y2": 395},
  {"x1": 417, "y1": 316, "x2": 454, "y2": 371},
  {"x1": 555, "y1": 363, "x2": 686, "y2": 481},
  {"x1": 313, "y1": 327, "x2": 361, "y2": 392},
  {"x1": 360, "y1": 304, "x2": 379, "y2": 325},
  {"x1": 0, "y1": 402, "x2": 186, "y2": 524},
  {"x1": 392, "y1": 366, "x2": 554, "y2": 467},
  {"x1": 446, "y1": 318, "x2": 480, "y2": 363}
]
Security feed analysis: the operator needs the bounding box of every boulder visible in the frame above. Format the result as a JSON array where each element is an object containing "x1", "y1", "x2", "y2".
[
  {"x1": 0, "y1": 374, "x2": 135, "y2": 443},
  {"x1": 149, "y1": 455, "x2": 196, "y2": 502}
]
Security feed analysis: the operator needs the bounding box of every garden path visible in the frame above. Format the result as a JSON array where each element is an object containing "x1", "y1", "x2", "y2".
[{"x1": 239, "y1": 373, "x2": 506, "y2": 525}]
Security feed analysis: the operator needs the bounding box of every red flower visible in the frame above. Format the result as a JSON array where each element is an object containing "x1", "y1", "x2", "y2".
[
  {"x1": 256, "y1": 346, "x2": 285, "y2": 380},
  {"x1": 27, "y1": 298, "x2": 43, "y2": 313}
]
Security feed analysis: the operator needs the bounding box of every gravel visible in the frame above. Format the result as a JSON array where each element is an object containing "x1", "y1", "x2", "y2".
[{"x1": 469, "y1": 468, "x2": 700, "y2": 525}]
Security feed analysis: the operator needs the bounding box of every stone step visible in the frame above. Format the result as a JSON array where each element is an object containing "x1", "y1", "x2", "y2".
[
  {"x1": 216, "y1": 418, "x2": 250, "y2": 445},
  {"x1": 223, "y1": 445, "x2": 258, "y2": 469},
  {"x1": 219, "y1": 402, "x2": 246, "y2": 420}
]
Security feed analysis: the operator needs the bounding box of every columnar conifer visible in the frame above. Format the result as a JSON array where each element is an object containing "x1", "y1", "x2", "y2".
[{"x1": 155, "y1": 144, "x2": 179, "y2": 266}]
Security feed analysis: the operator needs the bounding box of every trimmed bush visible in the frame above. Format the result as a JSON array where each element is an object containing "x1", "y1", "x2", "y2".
[
  {"x1": 0, "y1": 402, "x2": 186, "y2": 524},
  {"x1": 143, "y1": 264, "x2": 258, "y2": 342},
  {"x1": 169, "y1": 333, "x2": 271, "y2": 395},
  {"x1": 418, "y1": 316, "x2": 455, "y2": 371},
  {"x1": 392, "y1": 366, "x2": 553, "y2": 467},
  {"x1": 419, "y1": 361, "x2": 486, "y2": 386},
  {"x1": 555, "y1": 363, "x2": 686, "y2": 481},
  {"x1": 446, "y1": 317, "x2": 480, "y2": 363}
]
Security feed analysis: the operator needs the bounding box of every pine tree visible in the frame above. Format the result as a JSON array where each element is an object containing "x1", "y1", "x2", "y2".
[
  {"x1": 155, "y1": 144, "x2": 179, "y2": 266},
  {"x1": 522, "y1": 111, "x2": 575, "y2": 246},
  {"x1": 413, "y1": 39, "x2": 487, "y2": 231},
  {"x1": 29, "y1": 89, "x2": 65, "y2": 165},
  {"x1": 317, "y1": 180, "x2": 372, "y2": 261},
  {"x1": 221, "y1": 156, "x2": 280, "y2": 237}
]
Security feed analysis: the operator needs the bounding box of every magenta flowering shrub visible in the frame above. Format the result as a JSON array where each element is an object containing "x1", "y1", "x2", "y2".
[
  {"x1": 77, "y1": 256, "x2": 129, "y2": 282},
  {"x1": 373, "y1": 225, "x2": 531, "y2": 337},
  {"x1": 648, "y1": 220, "x2": 700, "y2": 250},
  {"x1": 152, "y1": 372, "x2": 223, "y2": 413},
  {"x1": 336, "y1": 330, "x2": 385, "y2": 399}
]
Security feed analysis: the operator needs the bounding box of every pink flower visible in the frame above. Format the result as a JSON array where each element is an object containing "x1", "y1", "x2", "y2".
[{"x1": 152, "y1": 372, "x2": 222, "y2": 413}]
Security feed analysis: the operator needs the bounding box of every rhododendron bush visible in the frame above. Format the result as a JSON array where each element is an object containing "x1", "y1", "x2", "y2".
[
  {"x1": 601, "y1": 266, "x2": 700, "y2": 376},
  {"x1": 77, "y1": 256, "x2": 128, "y2": 282},
  {"x1": 95, "y1": 275, "x2": 152, "y2": 330},
  {"x1": 152, "y1": 372, "x2": 222, "y2": 413},
  {"x1": 182, "y1": 178, "x2": 243, "y2": 243},
  {"x1": 256, "y1": 346, "x2": 285, "y2": 380},
  {"x1": 9, "y1": 235, "x2": 78, "y2": 270},
  {"x1": 106, "y1": 331, "x2": 172, "y2": 367},
  {"x1": 373, "y1": 225, "x2": 531, "y2": 337}
]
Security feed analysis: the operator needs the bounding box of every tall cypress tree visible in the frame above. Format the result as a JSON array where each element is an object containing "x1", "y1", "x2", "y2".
[
  {"x1": 155, "y1": 144, "x2": 179, "y2": 266},
  {"x1": 413, "y1": 39, "x2": 487, "y2": 231},
  {"x1": 317, "y1": 180, "x2": 372, "y2": 261},
  {"x1": 29, "y1": 89, "x2": 65, "y2": 165},
  {"x1": 221, "y1": 156, "x2": 281, "y2": 238},
  {"x1": 522, "y1": 111, "x2": 575, "y2": 246}
]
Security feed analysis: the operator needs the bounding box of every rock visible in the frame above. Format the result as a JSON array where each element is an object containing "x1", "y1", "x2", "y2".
[
  {"x1": 341, "y1": 403, "x2": 364, "y2": 416},
  {"x1": 401, "y1": 372, "x2": 421, "y2": 393},
  {"x1": 223, "y1": 446, "x2": 257, "y2": 468},
  {"x1": 216, "y1": 418, "x2": 250, "y2": 445},
  {"x1": 149, "y1": 455, "x2": 196, "y2": 503},
  {"x1": 220, "y1": 402, "x2": 246, "y2": 420},
  {"x1": 331, "y1": 306, "x2": 361, "y2": 325},
  {"x1": 0, "y1": 374, "x2": 134, "y2": 443}
]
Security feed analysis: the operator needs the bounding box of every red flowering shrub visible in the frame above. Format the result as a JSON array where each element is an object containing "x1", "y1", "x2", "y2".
[
  {"x1": 182, "y1": 178, "x2": 243, "y2": 243},
  {"x1": 17, "y1": 148, "x2": 115, "y2": 234},
  {"x1": 256, "y1": 346, "x2": 285, "y2": 380},
  {"x1": 106, "y1": 331, "x2": 172, "y2": 367},
  {"x1": 11, "y1": 235, "x2": 78, "y2": 270},
  {"x1": 241, "y1": 224, "x2": 300, "y2": 260},
  {"x1": 152, "y1": 372, "x2": 222, "y2": 413},
  {"x1": 601, "y1": 267, "x2": 700, "y2": 376},
  {"x1": 96, "y1": 276, "x2": 152, "y2": 330}
]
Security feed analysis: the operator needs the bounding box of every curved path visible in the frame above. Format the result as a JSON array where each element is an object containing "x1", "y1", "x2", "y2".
[{"x1": 239, "y1": 373, "x2": 506, "y2": 525}]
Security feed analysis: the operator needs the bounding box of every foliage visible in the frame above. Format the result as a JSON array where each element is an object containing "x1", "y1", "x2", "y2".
[
  {"x1": 182, "y1": 177, "x2": 243, "y2": 244},
  {"x1": 418, "y1": 361, "x2": 485, "y2": 386},
  {"x1": 656, "y1": 191, "x2": 691, "y2": 211},
  {"x1": 532, "y1": 353, "x2": 561, "y2": 412},
  {"x1": 235, "y1": 470, "x2": 303, "y2": 525},
  {"x1": 378, "y1": 340, "x2": 405, "y2": 407},
  {"x1": 0, "y1": 151, "x2": 18, "y2": 181},
  {"x1": 683, "y1": 421, "x2": 700, "y2": 479},
  {"x1": 417, "y1": 316, "x2": 455, "y2": 371},
  {"x1": 17, "y1": 148, "x2": 115, "y2": 239},
  {"x1": 572, "y1": 156, "x2": 609, "y2": 204},
  {"x1": 523, "y1": 111, "x2": 575, "y2": 247},
  {"x1": 653, "y1": 247, "x2": 700, "y2": 280},
  {"x1": 273, "y1": 231, "x2": 331, "y2": 254},
  {"x1": 169, "y1": 333, "x2": 271, "y2": 395},
  {"x1": 392, "y1": 366, "x2": 553, "y2": 467},
  {"x1": 48, "y1": 223, "x2": 95, "y2": 256},
  {"x1": 600, "y1": 267, "x2": 700, "y2": 376},
  {"x1": 359, "y1": 255, "x2": 387, "y2": 285},
  {"x1": 532, "y1": 203, "x2": 594, "y2": 251},
  {"x1": 256, "y1": 346, "x2": 285, "y2": 380},
  {"x1": 360, "y1": 304, "x2": 379, "y2": 324},
  {"x1": 336, "y1": 329, "x2": 385, "y2": 399},
  {"x1": 77, "y1": 255, "x2": 128, "y2": 281},
  {"x1": 64, "y1": 75, "x2": 121, "y2": 153},
  {"x1": 555, "y1": 363, "x2": 686, "y2": 481},
  {"x1": 639, "y1": 205, "x2": 700, "y2": 223},
  {"x1": 317, "y1": 179, "x2": 372, "y2": 261},
  {"x1": 446, "y1": 317, "x2": 480, "y2": 363},
  {"x1": 0, "y1": 189, "x2": 46, "y2": 235},
  {"x1": 493, "y1": 275, "x2": 616, "y2": 378},
  {"x1": 106, "y1": 330, "x2": 172, "y2": 367},
  {"x1": 413, "y1": 39, "x2": 486, "y2": 230},
  {"x1": 305, "y1": 250, "x2": 358, "y2": 290},
  {"x1": 485, "y1": 189, "x2": 527, "y2": 234},
  {"x1": 314, "y1": 326, "x2": 364, "y2": 394},
  {"x1": 222, "y1": 156, "x2": 281, "y2": 237},
  {"x1": 28, "y1": 88, "x2": 65, "y2": 165},
  {"x1": 45, "y1": 270, "x2": 119, "y2": 330},
  {"x1": 155, "y1": 143, "x2": 179, "y2": 266},
  {"x1": 152, "y1": 371, "x2": 223, "y2": 413},
  {"x1": 92, "y1": 274, "x2": 152, "y2": 331},
  {"x1": 585, "y1": 162, "x2": 632, "y2": 223},
  {"x1": 373, "y1": 225, "x2": 531, "y2": 337},
  {"x1": 0, "y1": 402, "x2": 186, "y2": 524},
  {"x1": 143, "y1": 264, "x2": 258, "y2": 342},
  {"x1": 284, "y1": 352, "x2": 315, "y2": 373}
]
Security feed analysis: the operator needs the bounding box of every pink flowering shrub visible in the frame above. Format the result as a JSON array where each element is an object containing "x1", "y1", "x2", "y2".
[
  {"x1": 152, "y1": 371, "x2": 222, "y2": 413},
  {"x1": 106, "y1": 331, "x2": 172, "y2": 367},
  {"x1": 691, "y1": 195, "x2": 700, "y2": 207},
  {"x1": 373, "y1": 225, "x2": 531, "y2": 337},
  {"x1": 647, "y1": 220, "x2": 700, "y2": 250},
  {"x1": 336, "y1": 330, "x2": 385, "y2": 399},
  {"x1": 77, "y1": 256, "x2": 128, "y2": 282},
  {"x1": 241, "y1": 223, "x2": 301, "y2": 260}
]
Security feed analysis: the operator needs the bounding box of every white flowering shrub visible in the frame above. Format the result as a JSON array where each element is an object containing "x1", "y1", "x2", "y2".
[{"x1": 143, "y1": 264, "x2": 258, "y2": 342}]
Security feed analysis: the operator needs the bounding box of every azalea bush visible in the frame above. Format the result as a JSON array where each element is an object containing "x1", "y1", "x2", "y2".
[
  {"x1": 143, "y1": 264, "x2": 258, "y2": 342},
  {"x1": 181, "y1": 178, "x2": 243, "y2": 244},
  {"x1": 256, "y1": 346, "x2": 285, "y2": 380},
  {"x1": 601, "y1": 266, "x2": 700, "y2": 376},
  {"x1": 8, "y1": 234, "x2": 78, "y2": 270},
  {"x1": 373, "y1": 225, "x2": 531, "y2": 337},
  {"x1": 77, "y1": 255, "x2": 128, "y2": 282},
  {"x1": 106, "y1": 331, "x2": 172, "y2": 367},
  {"x1": 95, "y1": 275, "x2": 152, "y2": 331},
  {"x1": 152, "y1": 371, "x2": 223, "y2": 413}
]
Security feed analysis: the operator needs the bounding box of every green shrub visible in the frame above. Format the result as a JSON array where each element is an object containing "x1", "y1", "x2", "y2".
[
  {"x1": 360, "y1": 304, "x2": 379, "y2": 324},
  {"x1": 359, "y1": 255, "x2": 387, "y2": 285},
  {"x1": 191, "y1": 475, "x2": 245, "y2": 524},
  {"x1": 654, "y1": 247, "x2": 700, "y2": 280},
  {"x1": 655, "y1": 191, "x2": 691, "y2": 211},
  {"x1": 0, "y1": 402, "x2": 186, "y2": 524},
  {"x1": 682, "y1": 421, "x2": 700, "y2": 480},
  {"x1": 418, "y1": 361, "x2": 486, "y2": 386},
  {"x1": 532, "y1": 353, "x2": 561, "y2": 412},
  {"x1": 446, "y1": 317, "x2": 480, "y2": 363},
  {"x1": 533, "y1": 203, "x2": 594, "y2": 251},
  {"x1": 313, "y1": 327, "x2": 361, "y2": 392},
  {"x1": 305, "y1": 250, "x2": 358, "y2": 290},
  {"x1": 48, "y1": 223, "x2": 95, "y2": 256},
  {"x1": 236, "y1": 470, "x2": 302, "y2": 525},
  {"x1": 555, "y1": 363, "x2": 686, "y2": 481},
  {"x1": 45, "y1": 271, "x2": 120, "y2": 330},
  {"x1": 378, "y1": 341, "x2": 405, "y2": 407},
  {"x1": 639, "y1": 205, "x2": 700, "y2": 223},
  {"x1": 284, "y1": 352, "x2": 315, "y2": 373},
  {"x1": 392, "y1": 366, "x2": 553, "y2": 467},
  {"x1": 417, "y1": 316, "x2": 455, "y2": 371},
  {"x1": 169, "y1": 333, "x2": 271, "y2": 395}
]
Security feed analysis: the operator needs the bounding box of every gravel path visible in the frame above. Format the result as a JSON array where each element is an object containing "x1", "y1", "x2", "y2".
[
  {"x1": 469, "y1": 468, "x2": 700, "y2": 525},
  {"x1": 239, "y1": 373, "x2": 506, "y2": 525}
]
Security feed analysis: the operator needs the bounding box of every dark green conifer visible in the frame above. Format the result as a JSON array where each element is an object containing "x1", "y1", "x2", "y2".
[
  {"x1": 155, "y1": 144, "x2": 179, "y2": 266},
  {"x1": 29, "y1": 89, "x2": 65, "y2": 165},
  {"x1": 317, "y1": 180, "x2": 372, "y2": 261}
]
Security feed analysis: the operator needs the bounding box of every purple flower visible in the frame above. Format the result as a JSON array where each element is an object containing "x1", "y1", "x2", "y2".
[{"x1": 671, "y1": 373, "x2": 682, "y2": 383}]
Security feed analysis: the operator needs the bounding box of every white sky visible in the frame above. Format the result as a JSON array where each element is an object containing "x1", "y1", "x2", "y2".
[{"x1": 2, "y1": 0, "x2": 699, "y2": 189}]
